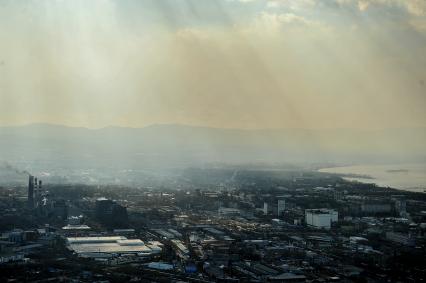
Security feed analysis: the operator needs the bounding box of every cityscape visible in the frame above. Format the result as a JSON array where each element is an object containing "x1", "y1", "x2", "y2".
[
  {"x1": 1, "y1": 0, "x2": 426, "y2": 282},
  {"x1": 0, "y1": 167, "x2": 425, "y2": 282}
]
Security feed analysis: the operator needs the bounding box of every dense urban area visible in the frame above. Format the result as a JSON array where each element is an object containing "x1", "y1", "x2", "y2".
[{"x1": 0, "y1": 167, "x2": 425, "y2": 282}]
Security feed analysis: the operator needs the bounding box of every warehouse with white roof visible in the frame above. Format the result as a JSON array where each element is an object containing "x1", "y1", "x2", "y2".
[{"x1": 66, "y1": 236, "x2": 162, "y2": 258}]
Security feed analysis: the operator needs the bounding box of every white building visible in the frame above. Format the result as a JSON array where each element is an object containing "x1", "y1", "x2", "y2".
[
  {"x1": 66, "y1": 236, "x2": 162, "y2": 258},
  {"x1": 305, "y1": 209, "x2": 338, "y2": 229},
  {"x1": 263, "y1": 202, "x2": 268, "y2": 215}
]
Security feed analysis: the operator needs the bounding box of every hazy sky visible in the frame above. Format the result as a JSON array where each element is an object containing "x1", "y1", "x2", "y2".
[{"x1": 0, "y1": 0, "x2": 425, "y2": 129}]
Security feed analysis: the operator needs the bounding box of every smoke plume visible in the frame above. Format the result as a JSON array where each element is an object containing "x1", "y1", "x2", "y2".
[{"x1": 0, "y1": 161, "x2": 30, "y2": 176}]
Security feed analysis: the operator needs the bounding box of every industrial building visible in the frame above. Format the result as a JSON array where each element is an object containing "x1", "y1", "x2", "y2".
[
  {"x1": 27, "y1": 175, "x2": 44, "y2": 208},
  {"x1": 170, "y1": 239, "x2": 189, "y2": 260},
  {"x1": 27, "y1": 175, "x2": 34, "y2": 209},
  {"x1": 66, "y1": 236, "x2": 162, "y2": 259},
  {"x1": 305, "y1": 209, "x2": 338, "y2": 229}
]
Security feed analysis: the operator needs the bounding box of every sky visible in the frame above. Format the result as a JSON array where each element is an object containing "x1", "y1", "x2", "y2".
[{"x1": 0, "y1": 0, "x2": 425, "y2": 130}]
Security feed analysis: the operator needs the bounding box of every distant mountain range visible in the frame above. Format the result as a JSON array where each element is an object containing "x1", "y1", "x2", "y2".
[{"x1": 0, "y1": 123, "x2": 425, "y2": 171}]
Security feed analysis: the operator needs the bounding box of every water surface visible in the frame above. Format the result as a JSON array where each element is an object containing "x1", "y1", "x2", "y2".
[{"x1": 319, "y1": 164, "x2": 426, "y2": 193}]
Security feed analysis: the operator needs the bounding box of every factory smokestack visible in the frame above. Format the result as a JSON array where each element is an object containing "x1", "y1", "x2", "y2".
[{"x1": 28, "y1": 175, "x2": 34, "y2": 209}]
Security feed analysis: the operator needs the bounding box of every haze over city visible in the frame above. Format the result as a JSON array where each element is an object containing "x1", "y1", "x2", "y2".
[{"x1": 0, "y1": 2, "x2": 426, "y2": 282}]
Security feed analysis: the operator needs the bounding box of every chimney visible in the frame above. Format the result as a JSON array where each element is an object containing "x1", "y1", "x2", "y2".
[{"x1": 28, "y1": 175, "x2": 34, "y2": 209}]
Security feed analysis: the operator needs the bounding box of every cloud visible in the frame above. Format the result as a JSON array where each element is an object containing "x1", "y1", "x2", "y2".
[
  {"x1": 0, "y1": 0, "x2": 425, "y2": 129},
  {"x1": 235, "y1": 0, "x2": 426, "y2": 16},
  {"x1": 255, "y1": 12, "x2": 313, "y2": 30},
  {"x1": 227, "y1": 0, "x2": 257, "y2": 3},
  {"x1": 166, "y1": 6, "x2": 426, "y2": 129},
  {"x1": 358, "y1": 1, "x2": 370, "y2": 11},
  {"x1": 410, "y1": 18, "x2": 426, "y2": 32},
  {"x1": 335, "y1": 0, "x2": 426, "y2": 15},
  {"x1": 247, "y1": 11, "x2": 330, "y2": 36},
  {"x1": 404, "y1": 0, "x2": 426, "y2": 16},
  {"x1": 266, "y1": 0, "x2": 316, "y2": 10}
]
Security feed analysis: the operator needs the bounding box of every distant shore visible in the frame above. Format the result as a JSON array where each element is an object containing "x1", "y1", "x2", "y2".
[{"x1": 319, "y1": 163, "x2": 426, "y2": 193}]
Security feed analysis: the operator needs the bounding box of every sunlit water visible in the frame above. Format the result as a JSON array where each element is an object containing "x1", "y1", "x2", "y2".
[{"x1": 319, "y1": 163, "x2": 426, "y2": 193}]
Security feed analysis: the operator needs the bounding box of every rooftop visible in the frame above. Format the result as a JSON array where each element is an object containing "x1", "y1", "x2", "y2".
[{"x1": 66, "y1": 236, "x2": 162, "y2": 257}]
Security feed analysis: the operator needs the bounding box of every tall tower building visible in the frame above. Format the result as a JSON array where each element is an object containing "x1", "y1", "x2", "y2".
[
  {"x1": 28, "y1": 175, "x2": 34, "y2": 209},
  {"x1": 277, "y1": 199, "x2": 286, "y2": 216},
  {"x1": 263, "y1": 202, "x2": 268, "y2": 215}
]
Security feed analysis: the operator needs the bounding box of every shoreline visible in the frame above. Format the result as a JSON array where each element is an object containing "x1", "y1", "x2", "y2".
[{"x1": 319, "y1": 164, "x2": 426, "y2": 194}]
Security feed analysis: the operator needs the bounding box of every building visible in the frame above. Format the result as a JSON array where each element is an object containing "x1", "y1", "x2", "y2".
[
  {"x1": 95, "y1": 198, "x2": 128, "y2": 227},
  {"x1": 263, "y1": 202, "x2": 268, "y2": 215},
  {"x1": 8, "y1": 229, "x2": 24, "y2": 243},
  {"x1": 218, "y1": 207, "x2": 240, "y2": 217},
  {"x1": 267, "y1": 273, "x2": 306, "y2": 282},
  {"x1": 334, "y1": 190, "x2": 344, "y2": 201},
  {"x1": 62, "y1": 224, "x2": 91, "y2": 232},
  {"x1": 52, "y1": 199, "x2": 68, "y2": 219},
  {"x1": 277, "y1": 199, "x2": 286, "y2": 216},
  {"x1": 361, "y1": 203, "x2": 391, "y2": 214},
  {"x1": 394, "y1": 199, "x2": 407, "y2": 217},
  {"x1": 147, "y1": 262, "x2": 174, "y2": 271},
  {"x1": 305, "y1": 209, "x2": 338, "y2": 229},
  {"x1": 170, "y1": 239, "x2": 189, "y2": 260},
  {"x1": 385, "y1": 232, "x2": 415, "y2": 247},
  {"x1": 113, "y1": 229, "x2": 135, "y2": 235},
  {"x1": 66, "y1": 236, "x2": 162, "y2": 258},
  {"x1": 67, "y1": 215, "x2": 83, "y2": 225},
  {"x1": 27, "y1": 175, "x2": 34, "y2": 209},
  {"x1": 95, "y1": 198, "x2": 114, "y2": 219}
]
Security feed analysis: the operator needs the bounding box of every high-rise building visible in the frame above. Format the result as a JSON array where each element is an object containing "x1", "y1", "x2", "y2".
[
  {"x1": 277, "y1": 199, "x2": 286, "y2": 216},
  {"x1": 52, "y1": 199, "x2": 68, "y2": 219},
  {"x1": 33, "y1": 177, "x2": 38, "y2": 206},
  {"x1": 263, "y1": 202, "x2": 268, "y2": 215},
  {"x1": 95, "y1": 198, "x2": 128, "y2": 227},
  {"x1": 395, "y1": 199, "x2": 407, "y2": 217},
  {"x1": 95, "y1": 198, "x2": 114, "y2": 220}
]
